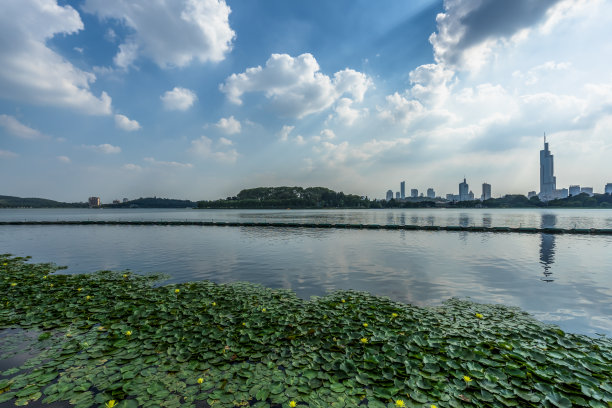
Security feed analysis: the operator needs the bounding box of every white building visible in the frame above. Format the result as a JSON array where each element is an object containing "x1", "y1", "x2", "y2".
[
  {"x1": 580, "y1": 187, "x2": 593, "y2": 196},
  {"x1": 569, "y1": 185, "x2": 581, "y2": 196}
]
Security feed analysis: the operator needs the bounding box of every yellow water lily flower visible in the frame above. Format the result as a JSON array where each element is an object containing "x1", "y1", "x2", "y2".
[
  {"x1": 289, "y1": 401, "x2": 297, "y2": 407},
  {"x1": 175, "y1": 288, "x2": 180, "y2": 294},
  {"x1": 395, "y1": 400, "x2": 405, "y2": 407},
  {"x1": 242, "y1": 322, "x2": 246, "y2": 326},
  {"x1": 85, "y1": 295, "x2": 91, "y2": 301},
  {"x1": 2, "y1": 263, "x2": 7, "y2": 266},
  {"x1": 341, "y1": 299, "x2": 346, "y2": 303},
  {"x1": 360, "y1": 338, "x2": 368, "y2": 344},
  {"x1": 463, "y1": 375, "x2": 472, "y2": 382},
  {"x1": 98, "y1": 326, "x2": 105, "y2": 331},
  {"x1": 475, "y1": 313, "x2": 483, "y2": 319},
  {"x1": 431, "y1": 405, "x2": 438, "y2": 408},
  {"x1": 50, "y1": 283, "x2": 54, "y2": 287},
  {"x1": 197, "y1": 378, "x2": 203, "y2": 384},
  {"x1": 105, "y1": 401, "x2": 116, "y2": 408},
  {"x1": 123, "y1": 274, "x2": 128, "y2": 278},
  {"x1": 125, "y1": 330, "x2": 132, "y2": 336},
  {"x1": 363, "y1": 323, "x2": 368, "y2": 327},
  {"x1": 10, "y1": 283, "x2": 17, "y2": 287},
  {"x1": 43, "y1": 275, "x2": 47, "y2": 279},
  {"x1": 77, "y1": 287, "x2": 82, "y2": 291},
  {"x1": 391, "y1": 313, "x2": 398, "y2": 318},
  {"x1": 262, "y1": 308, "x2": 266, "y2": 312},
  {"x1": 212, "y1": 302, "x2": 216, "y2": 306}
]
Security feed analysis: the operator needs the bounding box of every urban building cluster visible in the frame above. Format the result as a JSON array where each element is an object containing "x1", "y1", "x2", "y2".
[
  {"x1": 88, "y1": 197, "x2": 128, "y2": 207},
  {"x1": 384, "y1": 135, "x2": 611, "y2": 202}
]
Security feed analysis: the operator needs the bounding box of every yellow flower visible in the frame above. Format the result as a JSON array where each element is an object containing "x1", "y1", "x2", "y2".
[
  {"x1": 98, "y1": 326, "x2": 105, "y2": 331},
  {"x1": 125, "y1": 330, "x2": 132, "y2": 336},
  {"x1": 289, "y1": 401, "x2": 297, "y2": 407},
  {"x1": 463, "y1": 375, "x2": 472, "y2": 382},
  {"x1": 431, "y1": 405, "x2": 438, "y2": 408},
  {"x1": 262, "y1": 308, "x2": 266, "y2": 312},
  {"x1": 123, "y1": 274, "x2": 128, "y2": 278},
  {"x1": 50, "y1": 283, "x2": 54, "y2": 287},
  {"x1": 360, "y1": 338, "x2": 368, "y2": 344},
  {"x1": 242, "y1": 322, "x2": 246, "y2": 326},
  {"x1": 43, "y1": 275, "x2": 47, "y2": 279},
  {"x1": 395, "y1": 400, "x2": 405, "y2": 407},
  {"x1": 341, "y1": 299, "x2": 346, "y2": 303},
  {"x1": 105, "y1": 401, "x2": 116, "y2": 408},
  {"x1": 475, "y1": 313, "x2": 483, "y2": 319},
  {"x1": 212, "y1": 302, "x2": 216, "y2": 306},
  {"x1": 2, "y1": 263, "x2": 7, "y2": 266},
  {"x1": 197, "y1": 378, "x2": 203, "y2": 384},
  {"x1": 77, "y1": 287, "x2": 82, "y2": 291},
  {"x1": 86, "y1": 295, "x2": 91, "y2": 300},
  {"x1": 363, "y1": 323, "x2": 368, "y2": 327},
  {"x1": 391, "y1": 313, "x2": 398, "y2": 318},
  {"x1": 10, "y1": 283, "x2": 17, "y2": 287},
  {"x1": 175, "y1": 288, "x2": 180, "y2": 294}
]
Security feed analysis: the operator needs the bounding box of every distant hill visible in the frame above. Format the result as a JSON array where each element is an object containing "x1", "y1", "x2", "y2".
[
  {"x1": 105, "y1": 197, "x2": 196, "y2": 208},
  {"x1": 0, "y1": 195, "x2": 86, "y2": 208}
]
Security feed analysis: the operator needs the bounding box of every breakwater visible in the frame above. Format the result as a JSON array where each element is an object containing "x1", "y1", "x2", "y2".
[{"x1": 1, "y1": 220, "x2": 612, "y2": 235}]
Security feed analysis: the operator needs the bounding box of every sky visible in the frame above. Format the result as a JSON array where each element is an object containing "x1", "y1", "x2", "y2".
[{"x1": 1, "y1": 0, "x2": 611, "y2": 202}]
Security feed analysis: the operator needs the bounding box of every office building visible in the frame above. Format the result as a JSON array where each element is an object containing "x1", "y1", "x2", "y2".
[
  {"x1": 459, "y1": 178, "x2": 469, "y2": 201},
  {"x1": 426, "y1": 188, "x2": 435, "y2": 199},
  {"x1": 606, "y1": 183, "x2": 612, "y2": 194},
  {"x1": 386, "y1": 190, "x2": 393, "y2": 201},
  {"x1": 411, "y1": 189, "x2": 418, "y2": 198},
  {"x1": 539, "y1": 135, "x2": 556, "y2": 201},
  {"x1": 481, "y1": 183, "x2": 491, "y2": 201},
  {"x1": 580, "y1": 187, "x2": 593, "y2": 196},
  {"x1": 569, "y1": 185, "x2": 581, "y2": 196},
  {"x1": 528, "y1": 191, "x2": 537, "y2": 199},
  {"x1": 88, "y1": 197, "x2": 100, "y2": 207},
  {"x1": 400, "y1": 181, "x2": 405, "y2": 199},
  {"x1": 468, "y1": 190, "x2": 474, "y2": 201},
  {"x1": 554, "y1": 188, "x2": 568, "y2": 199},
  {"x1": 396, "y1": 192, "x2": 400, "y2": 200}
]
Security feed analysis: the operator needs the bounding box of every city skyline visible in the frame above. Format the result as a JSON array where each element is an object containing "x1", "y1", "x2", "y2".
[{"x1": 1, "y1": 1, "x2": 612, "y2": 202}]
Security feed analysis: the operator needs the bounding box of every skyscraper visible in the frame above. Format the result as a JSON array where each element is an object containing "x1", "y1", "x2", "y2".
[
  {"x1": 606, "y1": 183, "x2": 612, "y2": 194},
  {"x1": 426, "y1": 188, "x2": 435, "y2": 199},
  {"x1": 569, "y1": 185, "x2": 581, "y2": 196},
  {"x1": 539, "y1": 134, "x2": 556, "y2": 201},
  {"x1": 481, "y1": 183, "x2": 491, "y2": 201},
  {"x1": 386, "y1": 190, "x2": 393, "y2": 201},
  {"x1": 411, "y1": 189, "x2": 418, "y2": 198},
  {"x1": 459, "y1": 178, "x2": 469, "y2": 201},
  {"x1": 400, "y1": 181, "x2": 405, "y2": 199}
]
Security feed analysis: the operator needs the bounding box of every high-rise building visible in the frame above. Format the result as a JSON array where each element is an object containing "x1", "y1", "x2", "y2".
[
  {"x1": 396, "y1": 192, "x2": 400, "y2": 200},
  {"x1": 411, "y1": 189, "x2": 418, "y2": 198},
  {"x1": 569, "y1": 185, "x2": 581, "y2": 196},
  {"x1": 528, "y1": 191, "x2": 537, "y2": 199},
  {"x1": 554, "y1": 188, "x2": 568, "y2": 199},
  {"x1": 459, "y1": 178, "x2": 469, "y2": 201},
  {"x1": 386, "y1": 190, "x2": 393, "y2": 201},
  {"x1": 481, "y1": 183, "x2": 491, "y2": 201},
  {"x1": 400, "y1": 181, "x2": 405, "y2": 199},
  {"x1": 426, "y1": 188, "x2": 435, "y2": 199},
  {"x1": 88, "y1": 197, "x2": 100, "y2": 207},
  {"x1": 539, "y1": 134, "x2": 556, "y2": 201},
  {"x1": 606, "y1": 183, "x2": 612, "y2": 194},
  {"x1": 580, "y1": 187, "x2": 593, "y2": 197}
]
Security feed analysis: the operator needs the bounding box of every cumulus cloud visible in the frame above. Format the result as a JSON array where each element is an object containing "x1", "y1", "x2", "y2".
[
  {"x1": 122, "y1": 163, "x2": 142, "y2": 171},
  {"x1": 0, "y1": 0, "x2": 112, "y2": 115},
  {"x1": 220, "y1": 53, "x2": 372, "y2": 118},
  {"x1": 114, "y1": 114, "x2": 141, "y2": 131},
  {"x1": 57, "y1": 155, "x2": 71, "y2": 163},
  {"x1": 0, "y1": 114, "x2": 47, "y2": 139},
  {"x1": 0, "y1": 149, "x2": 18, "y2": 158},
  {"x1": 144, "y1": 157, "x2": 193, "y2": 168},
  {"x1": 216, "y1": 116, "x2": 241, "y2": 134},
  {"x1": 83, "y1": 144, "x2": 121, "y2": 154},
  {"x1": 430, "y1": 0, "x2": 563, "y2": 71},
  {"x1": 218, "y1": 137, "x2": 233, "y2": 146},
  {"x1": 161, "y1": 87, "x2": 198, "y2": 111},
  {"x1": 278, "y1": 125, "x2": 295, "y2": 142},
  {"x1": 189, "y1": 135, "x2": 238, "y2": 163},
  {"x1": 333, "y1": 98, "x2": 367, "y2": 126},
  {"x1": 82, "y1": 0, "x2": 235, "y2": 69}
]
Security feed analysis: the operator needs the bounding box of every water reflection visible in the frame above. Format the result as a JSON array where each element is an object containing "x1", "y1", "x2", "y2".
[{"x1": 540, "y1": 214, "x2": 557, "y2": 283}]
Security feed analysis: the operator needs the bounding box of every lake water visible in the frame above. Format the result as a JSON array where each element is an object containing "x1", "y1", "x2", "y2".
[{"x1": 1, "y1": 208, "x2": 611, "y2": 337}]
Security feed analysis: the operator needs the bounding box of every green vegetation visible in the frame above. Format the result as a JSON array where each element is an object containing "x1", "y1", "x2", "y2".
[
  {"x1": 1, "y1": 255, "x2": 611, "y2": 407},
  {"x1": 452, "y1": 193, "x2": 612, "y2": 208},
  {"x1": 105, "y1": 198, "x2": 196, "y2": 209},
  {"x1": 0, "y1": 195, "x2": 86, "y2": 209},
  {"x1": 198, "y1": 187, "x2": 372, "y2": 209}
]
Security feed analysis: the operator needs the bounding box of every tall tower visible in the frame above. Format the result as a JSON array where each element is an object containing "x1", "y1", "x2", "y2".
[
  {"x1": 459, "y1": 178, "x2": 469, "y2": 201},
  {"x1": 539, "y1": 133, "x2": 556, "y2": 201},
  {"x1": 400, "y1": 181, "x2": 405, "y2": 199}
]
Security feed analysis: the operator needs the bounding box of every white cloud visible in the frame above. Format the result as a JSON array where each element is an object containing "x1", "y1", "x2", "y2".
[
  {"x1": 114, "y1": 114, "x2": 141, "y2": 131},
  {"x1": 295, "y1": 135, "x2": 306, "y2": 145},
  {"x1": 216, "y1": 116, "x2": 241, "y2": 134},
  {"x1": 320, "y1": 129, "x2": 336, "y2": 140},
  {"x1": 161, "y1": 87, "x2": 198, "y2": 111},
  {"x1": 378, "y1": 92, "x2": 424, "y2": 125},
  {"x1": 278, "y1": 125, "x2": 295, "y2": 142},
  {"x1": 0, "y1": 0, "x2": 112, "y2": 115},
  {"x1": 144, "y1": 157, "x2": 193, "y2": 168},
  {"x1": 333, "y1": 98, "x2": 366, "y2": 126},
  {"x1": 218, "y1": 137, "x2": 233, "y2": 146},
  {"x1": 189, "y1": 135, "x2": 238, "y2": 163},
  {"x1": 0, "y1": 149, "x2": 18, "y2": 158},
  {"x1": 122, "y1": 163, "x2": 142, "y2": 171},
  {"x1": 83, "y1": 0, "x2": 235, "y2": 69},
  {"x1": 220, "y1": 53, "x2": 372, "y2": 118},
  {"x1": 0, "y1": 114, "x2": 46, "y2": 139},
  {"x1": 83, "y1": 143, "x2": 121, "y2": 154},
  {"x1": 57, "y1": 155, "x2": 71, "y2": 163}
]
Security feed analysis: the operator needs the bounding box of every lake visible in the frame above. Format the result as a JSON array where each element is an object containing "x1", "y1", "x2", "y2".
[{"x1": 1, "y1": 208, "x2": 611, "y2": 337}]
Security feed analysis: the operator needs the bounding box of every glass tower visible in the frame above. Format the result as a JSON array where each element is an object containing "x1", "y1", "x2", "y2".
[{"x1": 539, "y1": 135, "x2": 556, "y2": 201}]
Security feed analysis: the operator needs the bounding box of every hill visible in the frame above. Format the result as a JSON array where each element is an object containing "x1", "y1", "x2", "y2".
[{"x1": 0, "y1": 195, "x2": 86, "y2": 208}]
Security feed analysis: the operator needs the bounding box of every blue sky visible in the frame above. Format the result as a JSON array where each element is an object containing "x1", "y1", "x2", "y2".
[{"x1": 1, "y1": 0, "x2": 611, "y2": 202}]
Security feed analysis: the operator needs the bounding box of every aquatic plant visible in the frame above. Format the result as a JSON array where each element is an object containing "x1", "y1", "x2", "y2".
[{"x1": 1, "y1": 254, "x2": 611, "y2": 407}]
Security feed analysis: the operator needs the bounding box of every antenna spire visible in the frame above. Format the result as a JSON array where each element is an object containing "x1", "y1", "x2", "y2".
[{"x1": 544, "y1": 132, "x2": 546, "y2": 145}]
